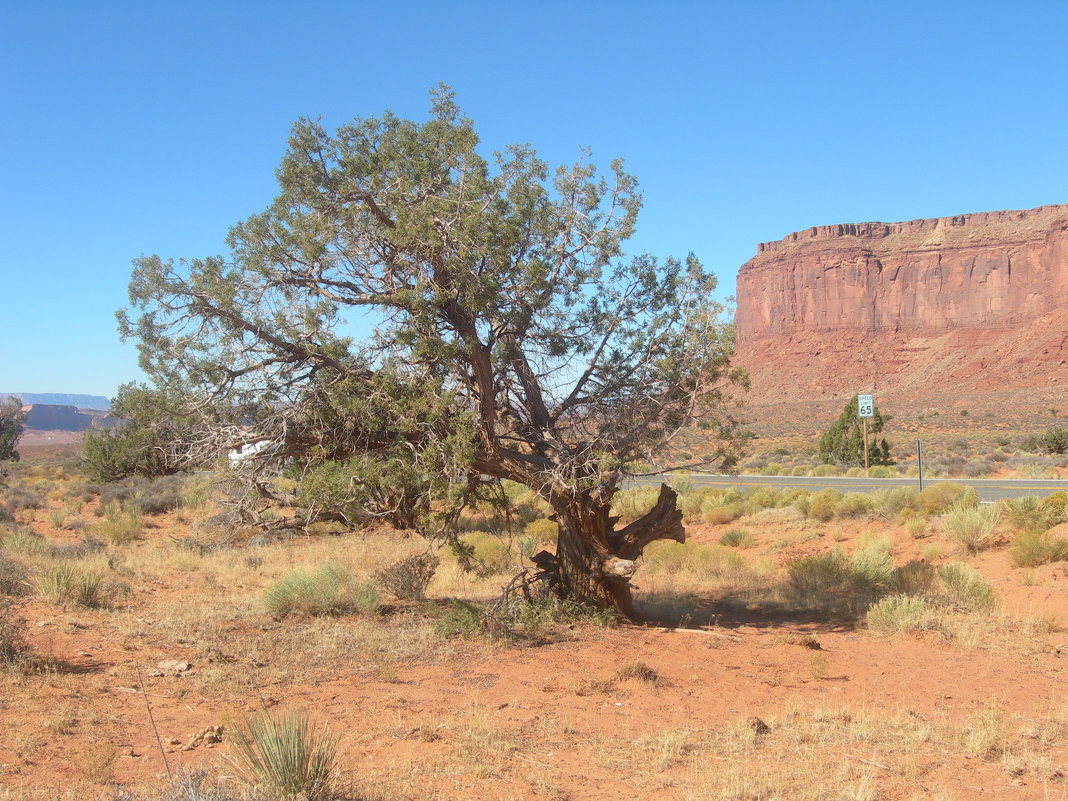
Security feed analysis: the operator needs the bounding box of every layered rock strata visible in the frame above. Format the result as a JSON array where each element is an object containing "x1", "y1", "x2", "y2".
[{"x1": 733, "y1": 204, "x2": 1068, "y2": 400}]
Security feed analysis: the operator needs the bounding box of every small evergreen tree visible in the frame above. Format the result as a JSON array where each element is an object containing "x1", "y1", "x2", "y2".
[
  {"x1": 818, "y1": 395, "x2": 892, "y2": 467},
  {"x1": 0, "y1": 397, "x2": 25, "y2": 463}
]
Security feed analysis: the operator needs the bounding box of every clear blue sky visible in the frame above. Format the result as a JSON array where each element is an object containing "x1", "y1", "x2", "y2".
[{"x1": 3, "y1": 0, "x2": 1067, "y2": 398}]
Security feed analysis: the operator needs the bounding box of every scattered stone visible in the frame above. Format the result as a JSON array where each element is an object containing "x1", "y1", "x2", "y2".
[
  {"x1": 149, "y1": 659, "x2": 193, "y2": 677},
  {"x1": 182, "y1": 725, "x2": 224, "y2": 750}
]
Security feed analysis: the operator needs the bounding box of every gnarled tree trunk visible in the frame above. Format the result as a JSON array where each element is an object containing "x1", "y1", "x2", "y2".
[{"x1": 550, "y1": 483, "x2": 685, "y2": 619}]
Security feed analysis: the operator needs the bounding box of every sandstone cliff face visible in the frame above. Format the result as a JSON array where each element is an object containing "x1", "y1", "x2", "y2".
[{"x1": 733, "y1": 204, "x2": 1068, "y2": 401}]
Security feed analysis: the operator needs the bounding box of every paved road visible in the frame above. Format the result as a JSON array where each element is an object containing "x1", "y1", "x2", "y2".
[{"x1": 626, "y1": 473, "x2": 1066, "y2": 502}]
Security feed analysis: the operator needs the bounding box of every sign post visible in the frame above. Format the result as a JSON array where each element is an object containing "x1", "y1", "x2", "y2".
[
  {"x1": 857, "y1": 394, "x2": 874, "y2": 471},
  {"x1": 916, "y1": 439, "x2": 924, "y2": 492}
]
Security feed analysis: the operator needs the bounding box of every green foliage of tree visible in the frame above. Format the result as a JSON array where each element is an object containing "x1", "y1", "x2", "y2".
[
  {"x1": 1020, "y1": 426, "x2": 1068, "y2": 455},
  {"x1": 81, "y1": 383, "x2": 196, "y2": 482},
  {"x1": 0, "y1": 397, "x2": 25, "y2": 463},
  {"x1": 117, "y1": 87, "x2": 746, "y2": 615},
  {"x1": 818, "y1": 395, "x2": 892, "y2": 467}
]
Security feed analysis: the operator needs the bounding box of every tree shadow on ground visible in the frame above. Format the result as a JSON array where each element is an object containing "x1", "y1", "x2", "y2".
[{"x1": 633, "y1": 586, "x2": 864, "y2": 634}]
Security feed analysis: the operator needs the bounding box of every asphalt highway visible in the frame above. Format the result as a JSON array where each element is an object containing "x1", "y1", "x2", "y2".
[{"x1": 626, "y1": 473, "x2": 1066, "y2": 502}]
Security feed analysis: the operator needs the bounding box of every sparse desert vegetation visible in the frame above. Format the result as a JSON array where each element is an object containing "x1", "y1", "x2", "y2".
[{"x1": 0, "y1": 444, "x2": 1064, "y2": 800}]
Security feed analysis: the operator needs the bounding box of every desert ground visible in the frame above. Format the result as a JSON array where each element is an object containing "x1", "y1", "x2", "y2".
[{"x1": 0, "y1": 414, "x2": 1066, "y2": 801}]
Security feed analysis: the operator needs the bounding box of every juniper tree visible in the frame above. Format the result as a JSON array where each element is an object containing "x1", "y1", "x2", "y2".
[
  {"x1": 0, "y1": 397, "x2": 24, "y2": 463},
  {"x1": 818, "y1": 394, "x2": 892, "y2": 467},
  {"x1": 120, "y1": 87, "x2": 745, "y2": 615}
]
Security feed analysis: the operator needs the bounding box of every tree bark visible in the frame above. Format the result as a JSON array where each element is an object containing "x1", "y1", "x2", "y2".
[{"x1": 550, "y1": 483, "x2": 685, "y2": 619}]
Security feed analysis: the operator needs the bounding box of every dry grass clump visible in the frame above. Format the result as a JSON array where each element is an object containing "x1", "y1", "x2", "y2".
[
  {"x1": 105, "y1": 768, "x2": 240, "y2": 801},
  {"x1": 935, "y1": 562, "x2": 999, "y2": 612},
  {"x1": 94, "y1": 502, "x2": 144, "y2": 544},
  {"x1": 1009, "y1": 529, "x2": 1068, "y2": 567},
  {"x1": 699, "y1": 491, "x2": 746, "y2": 525},
  {"x1": 866, "y1": 593, "x2": 934, "y2": 634},
  {"x1": 806, "y1": 489, "x2": 840, "y2": 522},
  {"x1": 34, "y1": 561, "x2": 106, "y2": 608},
  {"x1": 615, "y1": 660, "x2": 663, "y2": 684},
  {"x1": 786, "y1": 536, "x2": 892, "y2": 608},
  {"x1": 940, "y1": 501, "x2": 999, "y2": 554},
  {"x1": 263, "y1": 561, "x2": 380, "y2": 617},
  {"x1": 225, "y1": 709, "x2": 340, "y2": 801},
  {"x1": 999, "y1": 494, "x2": 1064, "y2": 534},
  {"x1": 642, "y1": 541, "x2": 756, "y2": 584},
  {"x1": 889, "y1": 560, "x2": 936, "y2": 596},
  {"x1": 717, "y1": 528, "x2": 753, "y2": 548},
  {"x1": 914, "y1": 481, "x2": 973, "y2": 515}
]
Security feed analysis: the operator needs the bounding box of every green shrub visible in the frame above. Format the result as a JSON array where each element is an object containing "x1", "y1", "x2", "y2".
[
  {"x1": 845, "y1": 467, "x2": 866, "y2": 477},
  {"x1": 611, "y1": 487, "x2": 660, "y2": 524},
  {"x1": 867, "y1": 466, "x2": 893, "y2": 478},
  {"x1": 940, "y1": 502, "x2": 999, "y2": 554},
  {"x1": 937, "y1": 563, "x2": 999, "y2": 612},
  {"x1": 225, "y1": 709, "x2": 338, "y2": 801},
  {"x1": 0, "y1": 529, "x2": 50, "y2": 557},
  {"x1": 837, "y1": 492, "x2": 875, "y2": 518},
  {"x1": 498, "y1": 596, "x2": 616, "y2": 638},
  {"x1": 873, "y1": 487, "x2": 917, "y2": 515},
  {"x1": 807, "y1": 489, "x2": 841, "y2": 522},
  {"x1": 847, "y1": 536, "x2": 893, "y2": 595},
  {"x1": 866, "y1": 594, "x2": 933, "y2": 635},
  {"x1": 700, "y1": 491, "x2": 746, "y2": 525},
  {"x1": 1009, "y1": 530, "x2": 1068, "y2": 568},
  {"x1": 81, "y1": 426, "x2": 171, "y2": 483},
  {"x1": 787, "y1": 550, "x2": 848, "y2": 596},
  {"x1": 523, "y1": 518, "x2": 558, "y2": 541},
  {"x1": 95, "y1": 504, "x2": 144, "y2": 544},
  {"x1": 718, "y1": 528, "x2": 754, "y2": 548},
  {"x1": 668, "y1": 474, "x2": 695, "y2": 494},
  {"x1": 905, "y1": 518, "x2": 927, "y2": 538},
  {"x1": 1021, "y1": 426, "x2": 1068, "y2": 455},
  {"x1": 914, "y1": 481, "x2": 973, "y2": 515},
  {"x1": 889, "y1": 560, "x2": 936, "y2": 596},
  {"x1": 999, "y1": 495, "x2": 1063, "y2": 535},
  {"x1": 745, "y1": 487, "x2": 784, "y2": 510},
  {"x1": 3, "y1": 486, "x2": 43, "y2": 511},
  {"x1": 263, "y1": 562, "x2": 379, "y2": 617},
  {"x1": 433, "y1": 600, "x2": 485, "y2": 638},
  {"x1": 675, "y1": 487, "x2": 709, "y2": 519},
  {"x1": 811, "y1": 464, "x2": 839, "y2": 477}
]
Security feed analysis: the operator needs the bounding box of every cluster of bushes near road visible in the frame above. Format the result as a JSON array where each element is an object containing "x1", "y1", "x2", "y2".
[{"x1": 738, "y1": 425, "x2": 1068, "y2": 480}]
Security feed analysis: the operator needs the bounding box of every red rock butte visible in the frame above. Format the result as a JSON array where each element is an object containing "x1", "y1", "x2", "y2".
[{"x1": 733, "y1": 203, "x2": 1068, "y2": 409}]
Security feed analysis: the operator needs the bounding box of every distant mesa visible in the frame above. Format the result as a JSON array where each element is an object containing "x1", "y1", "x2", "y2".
[
  {"x1": 1, "y1": 393, "x2": 110, "y2": 411},
  {"x1": 1, "y1": 393, "x2": 116, "y2": 440},
  {"x1": 732, "y1": 203, "x2": 1068, "y2": 406},
  {"x1": 22, "y1": 405, "x2": 103, "y2": 433}
]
